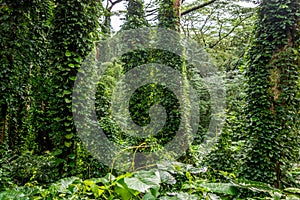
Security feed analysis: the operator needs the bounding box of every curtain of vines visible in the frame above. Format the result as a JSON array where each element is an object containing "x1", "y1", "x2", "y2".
[
  {"x1": 0, "y1": 1, "x2": 50, "y2": 151},
  {"x1": 118, "y1": 0, "x2": 183, "y2": 151},
  {"x1": 0, "y1": 0, "x2": 101, "y2": 179},
  {"x1": 48, "y1": 0, "x2": 100, "y2": 176},
  {"x1": 240, "y1": 0, "x2": 300, "y2": 189}
]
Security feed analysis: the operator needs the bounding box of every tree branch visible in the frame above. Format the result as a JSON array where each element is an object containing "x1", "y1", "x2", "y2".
[
  {"x1": 108, "y1": 0, "x2": 123, "y2": 10},
  {"x1": 181, "y1": 0, "x2": 217, "y2": 16},
  {"x1": 209, "y1": 15, "x2": 253, "y2": 48}
]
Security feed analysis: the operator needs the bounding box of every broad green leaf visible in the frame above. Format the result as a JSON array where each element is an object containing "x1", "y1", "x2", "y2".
[
  {"x1": 51, "y1": 177, "x2": 80, "y2": 193},
  {"x1": 64, "y1": 141, "x2": 72, "y2": 147},
  {"x1": 234, "y1": 180, "x2": 279, "y2": 193},
  {"x1": 114, "y1": 179, "x2": 137, "y2": 200},
  {"x1": 65, "y1": 50, "x2": 72, "y2": 57},
  {"x1": 125, "y1": 177, "x2": 151, "y2": 193},
  {"x1": 143, "y1": 192, "x2": 156, "y2": 200},
  {"x1": 124, "y1": 171, "x2": 161, "y2": 193},
  {"x1": 65, "y1": 133, "x2": 73, "y2": 139},
  {"x1": 199, "y1": 183, "x2": 238, "y2": 195}
]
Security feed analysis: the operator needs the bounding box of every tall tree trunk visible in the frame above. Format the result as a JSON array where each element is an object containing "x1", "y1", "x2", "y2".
[
  {"x1": 158, "y1": 0, "x2": 180, "y2": 31},
  {"x1": 174, "y1": 0, "x2": 181, "y2": 31},
  {"x1": 49, "y1": 0, "x2": 99, "y2": 176},
  {"x1": 122, "y1": 0, "x2": 149, "y2": 30},
  {"x1": 158, "y1": 0, "x2": 194, "y2": 164},
  {"x1": 240, "y1": 0, "x2": 300, "y2": 188},
  {"x1": 0, "y1": 1, "x2": 31, "y2": 150}
]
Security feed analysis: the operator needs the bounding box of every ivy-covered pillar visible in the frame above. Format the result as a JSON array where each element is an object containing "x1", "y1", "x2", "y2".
[
  {"x1": 26, "y1": 0, "x2": 54, "y2": 153},
  {"x1": 158, "y1": 0, "x2": 181, "y2": 31},
  {"x1": 240, "y1": 0, "x2": 300, "y2": 188},
  {"x1": 122, "y1": 0, "x2": 149, "y2": 30},
  {"x1": 157, "y1": 0, "x2": 195, "y2": 163},
  {"x1": 120, "y1": 0, "x2": 149, "y2": 72},
  {"x1": 118, "y1": 0, "x2": 152, "y2": 149},
  {"x1": 0, "y1": 2, "x2": 9, "y2": 143},
  {"x1": 48, "y1": 0, "x2": 100, "y2": 176}
]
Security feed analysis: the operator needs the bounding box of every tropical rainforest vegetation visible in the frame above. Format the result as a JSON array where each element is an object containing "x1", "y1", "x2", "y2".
[{"x1": 0, "y1": 0, "x2": 299, "y2": 199}]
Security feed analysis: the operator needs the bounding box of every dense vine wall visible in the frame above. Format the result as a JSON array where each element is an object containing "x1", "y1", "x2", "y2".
[
  {"x1": 240, "y1": 0, "x2": 300, "y2": 188},
  {"x1": 44, "y1": 0, "x2": 101, "y2": 176}
]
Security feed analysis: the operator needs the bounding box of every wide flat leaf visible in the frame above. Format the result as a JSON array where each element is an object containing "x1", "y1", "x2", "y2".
[
  {"x1": 234, "y1": 179, "x2": 279, "y2": 193},
  {"x1": 51, "y1": 176, "x2": 80, "y2": 193},
  {"x1": 0, "y1": 190, "x2": 28, "y2": 200},
  {"x1": 143, "y1": 192, "x2": 156, "y2": 200},
  {"x1": 114, "y1": 179, "x2": 137, "y2": 199},
  {"x1": 160, "y1": 192, "x2": 199, "y2": 200},
  {"x1": 124, "y1": 170, "x2": 161, "y2": 193},
  {"x1": 200, "y1": 183, "x2": 238, "y2": 195},
  {"x1": 159, "y1": 170, "x2": 176, "y2": 185},
  {"x1": 125, "y1": 177, "x2": 154, "y2": 193}
]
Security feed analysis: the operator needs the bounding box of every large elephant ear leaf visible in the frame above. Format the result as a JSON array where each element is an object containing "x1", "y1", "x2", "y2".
[
  {"x1": 199, "y1": 183, "x2": 238, "y2": 195},
  {"x1": 124, "y1": 170, "x2": 161, "y2": 193}
]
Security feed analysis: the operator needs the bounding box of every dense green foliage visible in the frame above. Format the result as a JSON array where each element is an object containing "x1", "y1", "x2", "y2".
[
  {"x1": 240, "y1": 0, "x2": 300, "y2": 189},
  {"x1": 48, "y1": 0, "x2": 101, "y2": 176},
  {"x1": 206, "y1": 0, "x2": 300, "y2": 189},
  {"x1": 0, "y1": 0, "x2": 299, "y2": 199}
]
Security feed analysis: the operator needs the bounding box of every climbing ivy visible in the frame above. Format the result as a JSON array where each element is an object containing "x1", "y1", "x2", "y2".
[
  {"x1": 158, "y1": 0, "x2": 180, "y2": 31},
  {"x1": 239, "y1": 0, "x2": 300, "y2": 189},
  {"x1": 0, "y1": 1, "x2": 48, "y2": 150},
  {"x1": 122, "y1": 0, "x2": 149, "y2": 30},
  {"x1": 48, "y1": 0, "x2": 101, "y2": 176},
  {"x1": 25, "y1": 0, "x2": 54, "y2": 153}
]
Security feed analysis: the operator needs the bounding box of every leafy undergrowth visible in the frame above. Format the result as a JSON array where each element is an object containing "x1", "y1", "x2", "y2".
[{"x1": 1, "y1": 162, "x2": 300, "y2": 200}]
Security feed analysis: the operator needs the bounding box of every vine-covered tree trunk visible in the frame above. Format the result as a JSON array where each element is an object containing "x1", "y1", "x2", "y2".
[
  {"x1": 0, "y1": 2, "x2": 8, "y2": 141},
  {"x1": 49, "y1": 0, "x2": 99, "y2": 176},
  {"x1": 0, "y1": 1, "x2": 33, "y2": 150},
  {"x1": 240, "y1": 0, "x2": 300, "y2": 188},
  {"x1": 158, "y1": 0, "x2": 195, "y2": 164},
  {"x1": 122, "y1": 0, "x2": 149, "y2": 30},
  {"x1": 158, "y1": 0, "x2": 181, "y2": 31}
]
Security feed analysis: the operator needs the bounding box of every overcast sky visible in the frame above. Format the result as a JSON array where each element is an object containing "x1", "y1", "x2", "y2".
[{"x1": 109, "y1": 0, "x2": 256, "y2": 31}]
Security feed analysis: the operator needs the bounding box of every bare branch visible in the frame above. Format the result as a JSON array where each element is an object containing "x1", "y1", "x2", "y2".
[
  {"x1": 209, "y1": 14, "x2": 253, "y2": 48},
  {"x1": 145, "y1": 0, "x2": 156, "y2": 9},
  {"x1": 181, "y1": 0, "x2": 217, "y2": 16},
  {"x1": 108, "y1": 0, "x2": 123, "y2": 10},
  {"x1": 200, "y1": 7, "x2": 215, "y2": 32},
  {"x1": 146, "y1": 8, "x2": 158, "y2": 13},
  {"x1": 145, "y1": 10, "x2": 158, "y2": 17}
]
